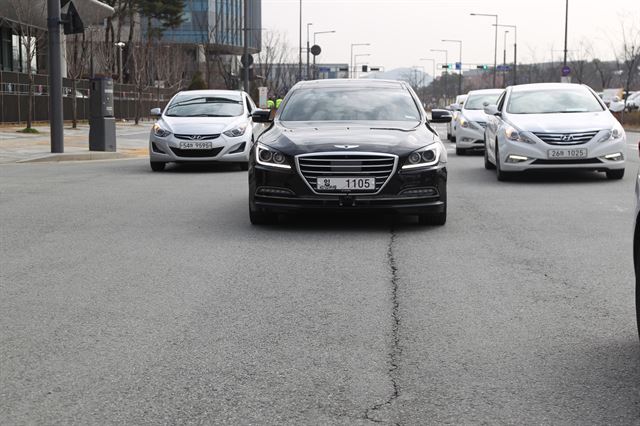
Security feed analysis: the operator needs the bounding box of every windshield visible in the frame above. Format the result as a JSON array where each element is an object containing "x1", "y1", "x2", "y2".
[
  {"x1": 279, "y1": 88, "x2": 421, "y2": 122},
  {"x1": 464, "y1": 93, "x2": 502, "y2": 110},
  {"x1": 165, "y1": 94, "x2": 244, "y2": 117},
  {"x1": 507, "y1": 89, "x2": 605, "y2": 114}
]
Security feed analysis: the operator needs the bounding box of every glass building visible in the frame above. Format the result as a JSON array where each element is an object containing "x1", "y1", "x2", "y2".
[{"x1": 160, "y1": 0, "x2": 261, "y2": 54}]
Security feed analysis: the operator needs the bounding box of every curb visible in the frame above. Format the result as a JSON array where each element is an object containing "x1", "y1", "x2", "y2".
[{"x1": 17, "y1": 151, "x2": 132, "y2": 163}]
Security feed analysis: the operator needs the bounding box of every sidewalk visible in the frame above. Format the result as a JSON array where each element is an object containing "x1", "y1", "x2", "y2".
[{"x1": 0, "y1": 122, "x2": 152, "y2": 164}]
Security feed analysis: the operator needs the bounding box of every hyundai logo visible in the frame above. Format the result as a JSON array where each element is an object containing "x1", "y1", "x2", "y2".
[
  {"x1": 561, "y1": 135, "x2": 574, "y2": 142},
  {"x1": 189, "y1": 135, "x2": 203, "y2": 140},
  {"x1": 334, "y1": 145, "x2": 359, "y2": 149}
]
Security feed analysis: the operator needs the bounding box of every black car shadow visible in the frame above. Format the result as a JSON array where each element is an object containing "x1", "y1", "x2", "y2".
[{"x1": 161, "y1": 162, "x2": 246, "y2": 174}]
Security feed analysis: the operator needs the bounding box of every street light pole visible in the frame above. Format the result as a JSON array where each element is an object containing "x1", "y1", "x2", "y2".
[
  {"x1": 563, "y1": 0, "x2": 569, "y2": 69},
  {"x1": 298, "y1": 0, "x2": 302, "y2": 81},
  {"x1": 431, "y1": 49, "x2": 448, "y2": 104},
  {"x1": 471, "y1": 12, "x2": 499, "y2": 87},
  {"x1": 353, "y1": 53, "x2": 371, "y2": 79},
  {"x1": 115, "y1": 42, "x2": 125, "y2": 84},
  {"x1": 503, "y1": 30, "x2": 509, "y2": 87},
  {"x1": 350, "y1": 43, "x2": 370, "y2": 79},
  {"x1": 313, "y1": 30, "x2": 336, "y2": 79},
  {"x1": 493, "y1": 23, "x2": 517, "y2": 85},
  {"x1": 306, "y1": 22, "x2": 312, "y2": 79},
  {"x1": 442, "y1": 39, "x2": 462, "y2": 94},
  {"x1": 243, "y1": 0, "x2": 249, "y2": 91},
  {"x1": 47, "y1": 0, "x2": 63, "y2": 153}
]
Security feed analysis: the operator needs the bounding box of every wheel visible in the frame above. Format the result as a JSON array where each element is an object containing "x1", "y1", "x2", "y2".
[
  {"x1": 249, "y1": 206, "x2": 277, "y2": 225},
  {"x1": 456, "y1": 147, "x2": 465, "y2": 156},
  {"x1": 484, "y1": 142, "x2": 495, "y2": 170},
  {"x1": 239, "y1": 162, "x2": 249, "y2": 171},
  {"x1": 495, "y1": 144, "x2": 512, "y2": 181},
  {"x1": 150, "y1": 161, "x2": 165, "y2": 172},
  {"x1": 450, "y1": 134, "x2": 456, "y2": 142},
  {"x1": 606, "y1": 169, "x2": 624, "y2": 180},
  {"x1": 418, "y1": 188, "x2": 447, "y2": 226}
]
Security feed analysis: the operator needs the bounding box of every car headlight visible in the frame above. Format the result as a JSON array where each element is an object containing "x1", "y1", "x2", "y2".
[
  {"x1": 256, "y1": 142, "x2": 291, "y2": 169},
  {"x1": 152, "y1": 123, "x2": 171, "y2": 138},
  {"x1": 223, "y1": 122, "x2": 249, "y2": 138},
  {"x1": 402, "y1": 144, "x2": 442, "y2": 170},
  {"x1": 505, "y1": 126, "x2": 535, "y2": 144},
  {"x1": 459, "y1": 116, "x2": 469, "y2": 128},
  {"x1": 596, "y1": 124, "x2": 625, "y2": 143}
]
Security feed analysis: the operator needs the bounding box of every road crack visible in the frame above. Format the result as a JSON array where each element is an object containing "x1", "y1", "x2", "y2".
[{"x1": 364, "y1": 227, "x2": 401, "y2": 424}]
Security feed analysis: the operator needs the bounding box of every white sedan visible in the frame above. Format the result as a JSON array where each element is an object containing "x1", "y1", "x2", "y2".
[
  {"x1": 148, "y1": 90, "x2": 259, "y2": 171},
  {"x1": 454, "y1": 89, "x2": 503, "y2": 155},
  {"x1": 484, "y1": 83, "x2": 626, "y2": 181}
]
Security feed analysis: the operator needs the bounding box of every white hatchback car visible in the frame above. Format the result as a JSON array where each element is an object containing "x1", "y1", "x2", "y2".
[
  {"x1": 149, "y1": 90, "x2": 259, "y2": 171},
  {"x1": 454, "y1": 89, "x2": 503, "y2": 155},
  {"x1": 484, "y1": 83, "x2": 626, "y2": 181}
]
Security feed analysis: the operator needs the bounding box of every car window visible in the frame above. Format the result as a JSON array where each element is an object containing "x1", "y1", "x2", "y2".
[
  {"x1": 496, "y1": 92, "x2": 506, "y2": 111},
  {"x1": 245, "y1": 96, "x2": 253, "y2": 113},
  {"x1": 279, "y1": 87, "x2": 421, "y2": 122},
  {"x1": 506, "y1": 88, "x2": 605, "y2": 114},
  {"x1": 464, "y1": 92, "x2": 502, "y2": 110}
]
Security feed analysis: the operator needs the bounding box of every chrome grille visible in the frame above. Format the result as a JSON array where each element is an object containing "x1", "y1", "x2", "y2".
[
  {"x1": 533, "y1": 131, "x2": 598, "y2": 145},
  {"x1": 174, "y1": 134, "x2": 221, "y2": 140},
  {"x1": 296, "y1": 152, "x2": 397, "y2": 194}
]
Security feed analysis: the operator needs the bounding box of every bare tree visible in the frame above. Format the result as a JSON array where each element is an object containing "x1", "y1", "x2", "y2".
[
  {"x1": 568, "y1": 39, "x2": 591, "y2": 84},
  {"x1": 617, "y1": 21, "x2": 640, "y2": 115},
  {"x1": 65, "y1": 33, "x2": 89, "y2": 128},
  {"x1": 155, "y1": 43, "x2": 188, "y2": 92},
  {"x1": 6, "y1": 0, "x2": 46, "y2": 131},
  {"x1": 255, "y1": 30, "x2": 295, "y2": 96}
]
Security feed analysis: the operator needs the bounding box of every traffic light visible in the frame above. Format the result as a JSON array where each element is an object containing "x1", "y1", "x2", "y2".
[
  {"x1": 476, "y1": 65, "x2": 489, "y2": 70},
  {"x1": 362, "y1": 65, "x2": 369, "y2": 73}
]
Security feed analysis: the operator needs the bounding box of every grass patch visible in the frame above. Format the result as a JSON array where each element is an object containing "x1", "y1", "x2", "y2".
[{"x1": 17, "y1": 127, "x2": 40, "y2": 134}]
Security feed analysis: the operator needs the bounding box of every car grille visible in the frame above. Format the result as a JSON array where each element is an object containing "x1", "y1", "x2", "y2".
[
  {"x1": 170, "y1": 146, "x2": 223, "y2": 158},
  {"x1": 533, "y1": 131, "x2": 598, "y2": 145},
  {"x1": 296, "y1": 153, "x2": 397, "y2": 194},
  {"x1": 174, "y1": 134, "x2": 221, "y2": 140}
]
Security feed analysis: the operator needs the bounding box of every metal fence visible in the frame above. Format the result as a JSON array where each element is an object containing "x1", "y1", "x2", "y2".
[{"x1": 0, "y1": 71, "x2": 176, "y2": 124}]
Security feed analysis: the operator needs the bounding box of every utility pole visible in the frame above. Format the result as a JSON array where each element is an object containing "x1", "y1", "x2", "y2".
[
  {"x1": 298, "y1": 0, "x2": 302, "y2": 81},
  {"x1": 243, "y1": 0, "x2": 249, "y2": 92},
  {"x1": 563, "y1": 0, "x2": 569, "y2": 69},
  {"x1": 47, "y1": 0, "x2": 63, "y2": 153},
  {"x1": 306, "y1": 23, "x2": 312, "y2": 79}
]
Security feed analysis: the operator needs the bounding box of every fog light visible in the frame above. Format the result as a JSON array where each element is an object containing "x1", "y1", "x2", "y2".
[
  {"x1": 601, "y1": 152, "x2": 623, "y2": 161},
  {"x1": 506, "y1": 154, "x2": 529, "y2": 163},
  {"x1": 399, "y1": 187, "x2": 438, "y2": 197},
  {"x1": 256, "y1": 187, "x2": 295, "y2": 196}
]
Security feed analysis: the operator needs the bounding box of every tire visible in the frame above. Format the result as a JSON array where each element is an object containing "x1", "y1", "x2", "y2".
[
  {"x1": 484, "y1": 145, "x2": 495, "y2": 170},
  {"x1": 418, "y1": 188, "x2": 447, "y2": 226},
  {"x1": 450, "y1": 134, "x2": 456, "y2": 142},
  {"x1": 495, "y1": 144, "x2": 512, "y2": 181},
  {"x1": 606, "y1": 169, "x2": 624, "y2": 180},
  {"x1": 249, "y1": 207, "x2": 277, "y2": 225},
  {"x1": 635, "y1": 222, "x2": 640, "y2": 341},
  {"x1": 150, "y1": 161, "x2": 166, "y2": 172},
  {"x1": 239, "y1": 162, "x2": 249, "y2": 171},
  {"x1": 456, "y1": 147, "x2": 465, "y2": 156}
]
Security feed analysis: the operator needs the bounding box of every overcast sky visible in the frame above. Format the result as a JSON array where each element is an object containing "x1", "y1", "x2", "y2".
[{"x1": 262, "y1": 0, "x2": 640, "y2": 75}]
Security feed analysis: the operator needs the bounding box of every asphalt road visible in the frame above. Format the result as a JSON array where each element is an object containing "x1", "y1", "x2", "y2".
[{"x1": 1, "y1": 126, "x2": 639, "y2": 424}]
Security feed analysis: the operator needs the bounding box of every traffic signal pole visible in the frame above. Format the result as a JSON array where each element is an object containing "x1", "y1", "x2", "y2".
[{"x1": 47, "y1": 0, "x2": 64, "y2": 153}]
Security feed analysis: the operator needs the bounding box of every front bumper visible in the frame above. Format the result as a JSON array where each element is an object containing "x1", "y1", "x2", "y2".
[
  {"x1": 149, "y1": 133, "x2": 251, "y2": 163},
  {"x1": 250, "y1": 164, "x2": 447, "y2": 215},
  {"x1": 498, "y1": 134, "x2": 626, "y2": 172},
  {"x1": 456, "y1": 124, "x2": 485, "y2": 149}
]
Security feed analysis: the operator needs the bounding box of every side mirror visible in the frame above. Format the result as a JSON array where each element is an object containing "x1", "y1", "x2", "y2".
[
  {"x1": 430, "y1": 109, "x2": 452, "y2": 123},
  {"x1": 450, "y1": 104, "x2": 461, "y2": 111},
  {"x1": 484, "y1": 104, "x2": 500, "y2": 116},
  {"x1": 150, "y1": 108, "x2": 162, "y2": 117},
  {"x1": 252, "y1": 108, "x2": 273, "y2": 123}
]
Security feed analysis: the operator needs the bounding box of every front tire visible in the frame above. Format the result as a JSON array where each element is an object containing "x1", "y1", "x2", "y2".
[
  {"x1": 495, "y1": 144, "x2": 512, "y2": 181},
  {"x1": 456, "y1": 147, "x2": 465, "y2": 156},
  {"x1": 150, "y1": 161, "x2": 166, "y2": 172},
  {"x1": 606, "y1": 169, "x2": 624, "y2": 180},
  {"x1": 484, "y1": 142, "x2": 495, "y2": 170}
]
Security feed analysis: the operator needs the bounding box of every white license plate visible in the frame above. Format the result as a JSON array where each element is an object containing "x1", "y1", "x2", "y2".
[
  {"x1": 317, "y1": 177, "x2": 376, "y2": 191},
  {"x1": 179, "y1": 141, "x2": 213, "y2": 150},
  {"x1": 547, "y1": 148, "x2": 588, "y2": 159}
]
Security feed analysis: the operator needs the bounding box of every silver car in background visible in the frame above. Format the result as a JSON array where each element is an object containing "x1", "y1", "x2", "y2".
[
  {"x1": 454, "y1": 89, "x2": 503, "y2": 155},
  {"x1": 149, "y1": 90, "x2": 258, "y2": 171},
  {"x1": 484, "y1": 83, "x2": 626, "y2": 181},
  {"x1": 447, "y1": 94, "x2": 467, "y2": 142}
]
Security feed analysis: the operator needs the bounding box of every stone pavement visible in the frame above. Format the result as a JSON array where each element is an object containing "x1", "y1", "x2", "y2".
[{"x1": 0, "y1": 121, "x2": 152, "y2": 164}]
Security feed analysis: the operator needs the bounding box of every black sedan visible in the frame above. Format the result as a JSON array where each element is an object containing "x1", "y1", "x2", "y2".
[{"x1": 248, "y1": 79, "x2": 451, "y2": 225}]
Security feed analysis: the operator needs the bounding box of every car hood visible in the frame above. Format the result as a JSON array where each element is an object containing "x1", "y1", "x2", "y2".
[
  {"x1": 505, "y1": 111, "x2": 614, "y2": 133},
  {"x1": 460, "y1": 109, "x2": 488, "y2": 122},
  {"x1": 259, "y1": 121, "x2": 438, "y2": 156},
  {"x1": 160, "y1": 116, "x2": 244, "y2": 134}
]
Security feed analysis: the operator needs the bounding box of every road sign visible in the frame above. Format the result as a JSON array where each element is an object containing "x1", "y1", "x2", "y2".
[
  {"x1": 241, "y1": 53, "x2": 254, "y2": 67},
  {"x1": 455, "y1": 62, "x2": 461, "y2": 70},
  {"x1": 497, "y1": 65, "x2": 511, "y2": 72},
  {"x1": 561, "y1": 66, "x2": 571, "y2": 76},
  {"x1": 310, "y1": 45, "x2": 321, "y2": 56}
]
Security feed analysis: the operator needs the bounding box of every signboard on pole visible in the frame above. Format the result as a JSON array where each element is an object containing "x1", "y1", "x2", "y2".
[{"x1": 258, "y1": 86, "x2": 268, "y2": 108}]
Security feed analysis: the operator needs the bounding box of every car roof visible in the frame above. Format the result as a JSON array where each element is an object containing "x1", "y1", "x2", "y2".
[
  {"x1": 466, "y1": 88, "x2": 504, "y2": 96},
  {"x1": 291, "y1": 79, "x2": 408, "y2": 90},
  {"x1": 175, "y1": 90, "x2": 245, "y2": 97},
  {"x1": 509, "y1": 83, "x2": 590, "y2": 93}
]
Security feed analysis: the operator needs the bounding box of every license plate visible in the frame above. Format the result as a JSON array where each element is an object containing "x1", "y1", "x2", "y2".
[
  {"x1": 547, "y1": 148, "x2": 588, "y2": 159},
  {"x1": 317, "y1": 177, "x2": 376, "y2": 191},
  {"x1": 179, "y1": 141, "x2": 213, "y2": 150}
]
